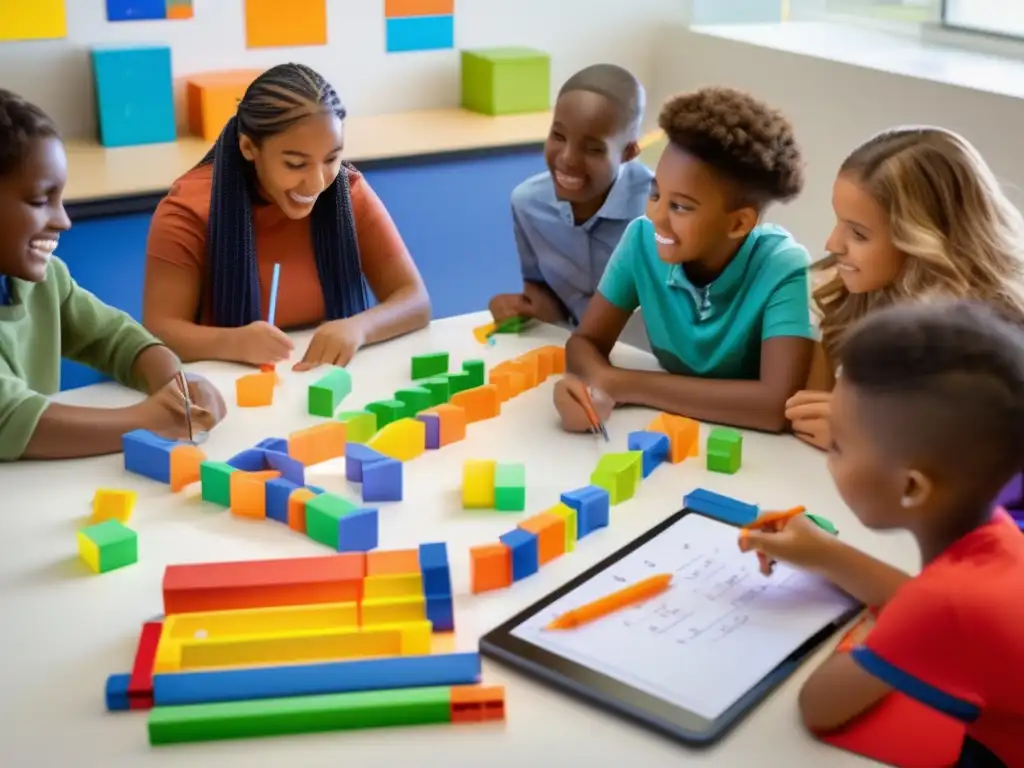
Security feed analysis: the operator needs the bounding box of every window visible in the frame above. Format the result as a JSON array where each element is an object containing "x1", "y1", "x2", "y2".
[
  {"x1": 818, "y1": 0, "x2": 938, "y2": 24},
  {"x1": 943, "y1": 1, "x2": 1024, "y2": 39}
]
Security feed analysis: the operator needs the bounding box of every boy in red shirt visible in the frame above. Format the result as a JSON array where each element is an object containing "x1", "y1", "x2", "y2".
[{"x1": 742, "y1": 301, "x2": 1024, "y2": 767}]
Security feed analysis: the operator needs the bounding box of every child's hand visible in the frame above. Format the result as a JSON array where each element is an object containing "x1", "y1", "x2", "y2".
[
  {"x1": 183, "y1": 373, "x2": 227, "y2": 428},
  {"x1": 141, "y1": 378, "x2": 219, "y2": 441},
  {"x1": 738, "y1": 514, "x2": 837, "y2": 575},
  {"x1": 294, "y1": 318, "x2": 365, "y2": 371},
  {"x1": 235, "y1": 321, "x2": 294, "y2": 366},
  {"x1": 553, "y1": 374, "x2": 614, "y2": 432},
  {"x1": 489, "y1": 293, "x2": 532, "y2": 323},
  {"x1": 786, "y1": 390, "x2": 832, "y2": 450}
]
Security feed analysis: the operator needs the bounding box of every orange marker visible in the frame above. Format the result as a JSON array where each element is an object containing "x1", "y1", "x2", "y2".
[
  {"x1": 739, "y1": 506, "x2": 805, "y2": 574},
  {"x1": 545, "y1": 573, "x2": 672, "y2": 631}
]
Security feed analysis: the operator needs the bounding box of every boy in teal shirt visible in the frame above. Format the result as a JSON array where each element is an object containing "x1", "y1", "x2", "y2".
[
  {"x1": 556, "y1": 86, "x2": 815, "y2": 433},
  {"x1": 0, "y1": 89, "x2": 226, "y2": 460}
]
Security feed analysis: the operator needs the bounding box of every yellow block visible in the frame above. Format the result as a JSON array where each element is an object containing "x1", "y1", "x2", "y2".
[
  {"x1": 91, "y1": 488, "x2": 137, "y2": 524},
  {"x1": 462, "y1": 459, "x2": 496, "y2": 508},
  {"x1": 548, "y1": 502, "x2": 577, "y2": 553},
  {"x1": 158, "y1": 620, "x2": 432, "y2": 672},
  {"x1": 77, "y1": 532, "x2": 100, "y2": 573},
  {"x1": 366, "y1": 418, "x2": 426, "y2": 462},
  {"x1": 473, "y1": 322, "x2": 497, "y2": 344},
  {"x1": 0, "y1": 0, "x2": 66, "y2": 42},
  {"x1": 364, "y1": 573, "x2": 423, "y2": 600},
  {"x1": 361, "y1": 596, "x2": 427, "y2": 627}
]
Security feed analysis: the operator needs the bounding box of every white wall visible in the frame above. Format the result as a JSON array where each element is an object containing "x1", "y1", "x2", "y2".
[
  {"x1": 0, "y1": 0, "x2": 681, "y2": 140},
  {"x1": 650, "y1": 23, "x2": 1024, "y2": 257}
]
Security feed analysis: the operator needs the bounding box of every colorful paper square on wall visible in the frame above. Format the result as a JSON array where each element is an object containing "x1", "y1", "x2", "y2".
[
  {"x1": 384, "y1": 0, "x2": 454, "y2": 53},
  {"x1": 0, "y1": 0, "x2": 67, "y2": 41},
  {"x1": 106, "y1": 0, "x2": 193, "y2": 21},
  {"x1": 245, "y1": 0, "x2": 327, "y2": 49}
]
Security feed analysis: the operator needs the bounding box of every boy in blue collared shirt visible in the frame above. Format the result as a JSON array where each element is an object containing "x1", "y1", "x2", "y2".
[{"x1": 489, "y1": 64, "x2": 653, "y2": 326}]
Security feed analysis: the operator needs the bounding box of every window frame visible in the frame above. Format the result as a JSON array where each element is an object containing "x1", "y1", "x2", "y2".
[{"x1": 940, "y1": 0, "x2": 1024, "y2": 43}]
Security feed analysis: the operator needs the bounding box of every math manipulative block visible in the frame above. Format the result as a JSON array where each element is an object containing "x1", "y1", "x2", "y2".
[
  {"x1": 418, "y1": 542, "x2": 451, "y2": 596},
  {"x1": 265, "y1": 478, "x2": 301, "y2": 524},
  {"x1": 200, "y1": 461, "x2": 237, "y2": 507},
  {"x1": 287, "y1": 487, "x2": 318, "y2": 533},
  {"x1": 185, "y1": 69, "x2": 261, "y2": 140},
  {"x1": 425, "y1": 593, "x2": 455, "y2": 632},
  {"x1": 123, "y1": 430, "x2": 205, "y2": 492},
  {"x1": 410, "y1": 351, "x2": 449, "y2": 380},
  {"x1": 236, "y1": 371, "x2": 275, "y2": 407},
  {"x1": 91, "y1": 488, "x2": 137, "y2": 524},
  {"x1": 627, "y1": 431, "x2": 670, "y2": 478},
  {"x1": 366, "y1": 418, "x2": 426, "y2": 463},
  {"x1": 494, "y1": 463, "x2": 525, "y2": 512},
  {"x1": 394, "y1": 387, "x2": 433, "y2": 416},
  {"x1": 647, "y1": 413, "x2": 700, "y2": 463},
  {"x1": 590, "y1": 452, "x2": 642, "y2": 505},
  {"x1": 91, "y1": 43, "x2": 176, "y2": 147},
  {"x1": 469, "y1": 543, "x2": 512, "y2": 593},
  {"x1": 305, "y1": 494, "x2": 379, "y2": 552},
  {"x1": 420, "y1": 377, "x2": 451, "y2": 406},
  {"x1": 421, "y1": 403, "x2": 466, "y2": 447},
  {"x1": 336, "y1": 411, "x2": 377, "y2": 444},
  {"x1": 362, "y1": 458, "x2": 403, "y2": 503},
  {"x1": 461, "y1": 360, "x2": 485, "y2": 389},
  {"x1": 308, "y1": 367, "x2": 353, "y2": 418},
  {"x1": 518, "y1": 512, "x2": 565, "y2": 566},
  {"x1": 230, "y1": 470, "x2": 281, "y2": 519},
  {"x1": 417, "y1": 412, "x2": 440, "y2": 450},
  {"x1": 79, "y1": 519, "x2": 138, "y2": 574},
  {"x1": 560, "y1": 485, "x2": 610, "y2": 539},
  {"x1": 365, "y1": 399, "x2": 408, "y2": 429},
  {"x1": 683, "y1": 488, "x2": 758, "y2": 527},
  {"x1": 106, "y1": 673, "x2": 131, "y2": 711},
  {"x1": 345, "y1": 444, "x2": 387, "y2": 483},
  {"x1": 449, "y1": 384, "x2": 500, "y2": 423},
  {"x1": 547, "y1": 502, "x2": 577, "y2": 553},
  {"x1": 462, "y1": 460, "x2": 496, "y2": 509},
  {"x1": 461, "y1": 47, "x2": 550, "y2": 116},
  {"x1": 443, "y1": 370, "x2": 473, "y2": 396},
  {"x1": 707, "y1": 427, "x2": 743, "y2": 475},
  {"x1": 499, "y1": 528, "x2": 538, "y2": 582},
  {"x1": 227, "y1": 448, "x2": 268, "y2": 472},
  {"x1": 288, "y1": 422, "x2": 346, "y2": 467}
]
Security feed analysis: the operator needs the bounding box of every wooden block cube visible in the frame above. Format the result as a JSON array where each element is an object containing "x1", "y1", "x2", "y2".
[
  {"x1": 335, "y1": 411, "x2": 377, "y2": 444},
  {"x1": 461, "y1": 47, "x2": 551, "y2": 116},
  {"x1": 91, "y1": 43, "x2": 175, "y2": 147},
  {"x1": 462, "y1": 460, "x2": 496, "y2": 509},
  {"x1": 469, "y1": 544, "x2": 512, "y2": 593},
  {"x1": 308, "y1": 367, "x2": 352, "y2": 418},
  {"x1": 91, "y1": 488, "x2": 137, "y2": 524},
  {"x1": 185, "y1": 69, "x2": 262, "y2": 140},
  {"x1": 79, "y1": 520, "x2": 137, "y2": 574}
]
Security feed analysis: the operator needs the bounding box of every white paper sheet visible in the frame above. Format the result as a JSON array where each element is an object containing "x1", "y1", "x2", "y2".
[{"x1": 511, "y1": 513, "x2": 857, "y2": 720}]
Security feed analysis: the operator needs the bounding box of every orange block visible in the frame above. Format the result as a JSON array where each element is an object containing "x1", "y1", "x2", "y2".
[
  {"x1": 384, "y1": 0, "x2": 454, "y2": 16},
  {"x1": 487, "y1": 370, "x2": 514, "y2": 402},
  {"x1": 524, "y1": 349, "x2": 554, "y2": 381},
  {"x1": 518, "y1": 513, "x2": 565, "y2": 565},
  {"x1": 287, "y1": 487, "x2": 316, "y2": 533},
  {"x1": 469, "y1": 544, "x2": 512, "y2": 593},
  {"x1": 367, "y1": 549, "x2": 421, "y2": 576},
  {"x1": 230, "y1": 470, "x2": 281, "y2": 518},
  {"x1": 489, "y1": 364, "x2": 526, "y2": 398},
  {"x1": 288, "y1": 422, "x2": 346, "y2": 466},
  {"x1": 245, "y1": 0, "x2": 327, "y2": 48},
  {"x1": 450, "y1": 684, "x2": 506, "y2": 723},
  {"x1": 186, "y1": 69, "x2": 262, "y2": 141},
  {"x1": 647, "y1": 413, "x2": 700, "y2": 463},
  {"x1": 170, "y1": 444, "x2": 206, "y2": 493},
  {"x1": 542, "y1": 344, "x2": 566, "y2": 374},
  {"x1": 236, "y1": 371, "x2": 275, "y2": 407},
  {"x1": 259, "y1": 363, "x2": 281, "y2": 385},
  {"x1": 449, "y1": 384, "x2": 500, "y2": 423},
  {"x1": 167, "y1": 4, "x2": 193, "y2": 19},
  {"x1": 423, "y1": 404, "x2": 467, "y2": 447},
  {"x1": 504, "y1": 357, "x2": 538, "y2": 390}
]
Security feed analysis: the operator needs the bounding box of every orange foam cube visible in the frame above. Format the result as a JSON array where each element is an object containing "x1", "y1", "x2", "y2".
[
  {"x1": 647, "y1": 413, "x2": 700, "y2": 463},
  {"x1": 505, "y1": 357, "x2": 538, "y2": 390},
  {"x1": 469, "y1": 544, "x2": 512, "y2": 593},
  {"x1": 367, "y1": 549, "x2": 421, "y2": 576},
  {"x1": 170, "y1": 444, "x2": 206, "y2": 493},
  {"x1": 287, "y1": 487, "x2": 317, "y2": 533},
  {"x1": 450, "y1": 684, "x2": 506, "y2": 723},
  {"x1": 423, "y1": 404, "x2": 467, "y2": 447},
  {"x1": 524, "y1": 348, "x2": 554, "y2": 381},
  {"x1": 518, "y1": 512, "x2": 565, "y2": 565},
  {"x1": 449, "y1": 384, "x2": 500, "y2": 424},
  {"x1": 288, "y1": 422, "x2": 346, "y2": 466},
  {"x1": 186, "y1": 69, "x2": 263, "y2": 140},
  {"x1": 229, "y1": 470, "x2": 281, "y2": 518},
  {"x1": 236, "y1": 371, "x2": 275, "y2": 407},
  {"x1": 541, "y1": 344, "x2": 566, "y2": 374}
]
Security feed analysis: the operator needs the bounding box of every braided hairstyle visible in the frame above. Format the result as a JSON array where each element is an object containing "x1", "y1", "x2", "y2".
[
  {"x1": 198, "y1": 63, "x2": 368, "y2": 328},
  {"x1": 0, "y1": 89, "x2": 59, "y2": 177}
]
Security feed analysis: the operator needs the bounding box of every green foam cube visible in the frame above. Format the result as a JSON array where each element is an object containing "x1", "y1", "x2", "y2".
[
  {"x1": 394, "y1": 387, "x2": 433, "y2": 416},
  {"x1": 590, "y1": 452, "x2": 643, "y2": 505},
  {"x1": 336, "y1": 411, "x2": 377, "y2": 444},
  {"x1": 421, "y1": 377, "x2": 451, "y2": 406},
  {"x1": 461, "y1": 47, "x2": 551, "y2": 116},
  {"x1": 411, "y1": 352, "x2": 449, "y2": 380},
  {"x1": 365, "y1": 400, "x2": 408, "y2": 429},
  {"x1": 461, "y1": 360, "x2": 485, "y2": 389},
  {"x1": 707, "y1": 427, "x2": 742, "y2": 474},
  {"x1": 200, "y1": 461, "x2": 236, "y2": 507},
  {"x1": 308, "y1": 367, "x2": 352, "y2": 418},
  {"x1": 494, "y1": 463, "x2": 526, "y2": 511},
  {"x1": 305, "y1": 494, "x2": 360, "y2": 550},
  {"x1": 78, "y1": 519, "x2": 138, "y2": 573},
  {"x1": 444, "y1": 371, "x2": 473, "y2": 395}
]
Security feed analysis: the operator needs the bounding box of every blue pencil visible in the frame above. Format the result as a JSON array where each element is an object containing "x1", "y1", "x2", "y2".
[{"x1": 267, "y1": 262, "x2": 281, "y2": 326}]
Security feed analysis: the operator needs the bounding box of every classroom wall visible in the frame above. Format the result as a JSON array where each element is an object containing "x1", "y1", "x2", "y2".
[
  {"x1": 649, "y1": 23, "x2": 1024, "y2": 255},
  {"x1": 0, "y1": 0, "x2": 681, "y2": 141}
]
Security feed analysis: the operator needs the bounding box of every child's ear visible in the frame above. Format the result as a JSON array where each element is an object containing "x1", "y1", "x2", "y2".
[
  {"x1": 728, "y1": 206, "x2": 759, "y2": 240},
  {"x1": 238, "y1": 134, "x2": 258, "y2": 163},
  {"x1": 622, "y1": 141, "x2": 640, "y2": 162},
  {"x1": 900, "y1": 469, "x2": 933, "y2": 509}
]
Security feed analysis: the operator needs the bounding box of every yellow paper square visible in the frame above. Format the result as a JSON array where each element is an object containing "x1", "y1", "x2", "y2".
[{"x1": 0, "y1": 0, "x2": 67, "y2": 42}]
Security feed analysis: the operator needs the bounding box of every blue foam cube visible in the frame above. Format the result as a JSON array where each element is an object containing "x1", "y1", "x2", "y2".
[
  {"x1": 337, "y1": 508, "x2": 379, "y2": 552},
  {"x1": 425, "y1": 593, "x2": 455, "y2": 632},
  {"x1": 255, "y1": 437, "x2": 289, "y2": 453},
  {"x1": 91, "y1": 43, "x2": 176, "y2": 147},
  {"x1": 499, "y1": 528, "x2": 539, "y2": 581},
  {"x1": 418, "y1": 542, "x2": 451, "y2": 595},
  {"x1": 227, "y1": 448, "x2": 267, "y2": 472},
  {"x1": 105, "y1": 672, "x2": 131, "y2": 711},
  {"x1": 265, "y1": 450, "x2": 305, "y2": 486},
  {"x1": 560, "y1": 485, "x2": 610, "y2": 539},
  {"x1": 416, "y1": 413, "x2": 441, "y2": 449},
  {"x1": 265, "y1": 478, "x2": 300, "y2": 524},
  {"x1": 345, "y1": 444, "x2": 386, "y2": 483},
  {"x1": 627, "y1": 431, "x2": 670, "y2": 478},
  {"x1": 361, "y1": 458, "x2": 402, "y2": 503},
  {"x1": 683, "y1": 488, "x2": 758, "y2": 526},
  {"x1": 123, "y1": 429, "x2": 175, "y2": 483}
]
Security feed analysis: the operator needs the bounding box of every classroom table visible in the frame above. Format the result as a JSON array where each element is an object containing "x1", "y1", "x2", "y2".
[{"x1": 0, "y1": 312, "x2": 913, "y2": 767}]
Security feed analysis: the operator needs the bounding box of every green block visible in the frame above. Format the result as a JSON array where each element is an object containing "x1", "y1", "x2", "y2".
[
  {"x1": 707, "y1": 449, "x2": 740, "y2": 475},
  {"x1": 461, "y1": 47, "x2": 551, "y2": 116},
  {"x1": 494, "y1": 463, "x2": 526, "y2": 512},
  {"x1": 807, "y1": 513, "x2": 839, "y2": 535},
  {"x1": 148, "y1": 686, "x2": 454, "y2": 745},
  {"x1": 707, "y1": 427, "x2": 742, "y2": 474},
  {"x1": 494, "y1": 316, "x2": 531, "y2": 334},
  {"x1": 336, "y1": 411, "x2": 378, "y2": 444},
  {"x1": 461, "y1": 360, "x2": 485, "y2": 389},
  {"x1": 79, "y1": 519, "x2": 138, "y2": 573},
  {"x1": 305, "y1": 494, "x2": 359, "y2": 550},
  {"x1": 590, "y1": 452, "x2": 643, "y2": 505},
  {"x1": 394, "y1": 387, "x2": 433, "y2": 416},
  {"x1": 708, "y1": 427, "x2": 742, "y2": 451},
  {"x1": 411, "y1": 352, "x2": 449, "y2": 380},
  {"x1": 365, "y1": 400, "x2": 407, "y2": 429},
  {"x1": 200, "y1": 461, "x2": 236, "y2": 507},
  {"x1": 421, "y1": 377, "x2": 451, "y2": 406},
  {"x1": 308, "y1": 367, "x2": 352, "y2": 418},
  {"x1": 444, "y1": 371, "x2": 473, "y2": 395}
]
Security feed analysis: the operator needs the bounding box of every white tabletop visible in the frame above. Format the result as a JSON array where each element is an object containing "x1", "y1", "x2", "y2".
[{"x1": 0, "y1": 311, "x2": 915, "y2": 767}]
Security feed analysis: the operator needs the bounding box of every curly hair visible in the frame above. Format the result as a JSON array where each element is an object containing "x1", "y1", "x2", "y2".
[
  {"x1": 0, "y1": 89, "x2": 59, "y2": 177},
  {"x1": 815, "y1": 126, "x2": 1024, "y2": 362},
  {"x1": 657, "y1": 86, "x2": 804, "y2": 206}
]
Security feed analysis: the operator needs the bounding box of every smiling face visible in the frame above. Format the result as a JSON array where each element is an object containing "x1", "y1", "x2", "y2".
[
  {"x1": 826, "y1": 172, "x2": 907, "y2": 293},
  {"x1": 0, "y1": 136, "x2": 71, "y2": 282},
  {"x1": 239, "y1": 111, "x2": 345, "y2": 220}
]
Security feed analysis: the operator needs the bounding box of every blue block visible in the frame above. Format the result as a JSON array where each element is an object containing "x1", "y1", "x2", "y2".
[
  {"x1": 255, "y1": 437, "x2": 289, "y2": 453},
  {"x1": 226, "y1": 448, "x2": 267, "y2": 472},
  {"x1": 265, "y1": 449, "x2": 305, "y2": 486},
  {"x1": 560, "y1": 485, "x2": 610, "y2": 539},
  {"x1": 122, "y1": 429, "x2": 174, "y2": 483},
  {"x1": 306, "y1": 484, "x2": 326, "y2": 495},
  {"x1": 91, "y1": 44, "x2": 176, "y2": 147},
  {"x1": 105, "y1": 672, "x2": 131, "y2": 711},
  {"x1": 627, "y1": 431, "x2": 670, "y2": 478},
  {"x1": 345, "y1": 444, "x2": 386, "y2": 483},
  {"x1": 152, "y1": 652, "x2": 481, "y2": 706},
  {"x1": 416, "y1": 413, "x2": 441, "y2": 449},
  {"x1": 499, "y1": 528, "x2": 539, "y2": 581},
  {"x1": 386, "y1": 15, "x2": 454, "y2": 53},
  {"x1": 106, "y1": 0, "x2": 166, "y2": 21},
  {"x1": 337, "y1": 508, "x2": 378, "y2": 552},
  {"x1": 362, "y1": 458, "x2": 402, "y2": 502},
  {"x1": 425, "y1": 593, "x2": 455, "y2": 632},
  {"x1": 265, "y1": 478, "x2": 300, "y2": 524},
  {"x1": 684, "y1": 488, "x2": 759, "y2": 526},
  {"x1": 418, "y1": 542, "x2": 451, "y2": 595}
]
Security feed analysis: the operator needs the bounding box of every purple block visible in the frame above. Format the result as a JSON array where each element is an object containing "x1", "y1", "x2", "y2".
[
  {"x1": 416, "y1": 413, "x2": 441, "y2": 449},
  {"x1": 345, "y1": 444, "x2": 386, "y2": 483},
  {"x1": 265, "y1": 449, "x2": 305, "y2": 486},
  {"x1": 362, "y1": 458, "x2": 402, "y2": 502},
  {"x1": 227, "y1": 449, "x2": 267, "y2": 472}
]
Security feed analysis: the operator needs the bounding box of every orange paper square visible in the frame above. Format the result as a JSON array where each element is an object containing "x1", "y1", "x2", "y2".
[{"x1": 245, "y1": 0, "x2": 327, "y2": 48}]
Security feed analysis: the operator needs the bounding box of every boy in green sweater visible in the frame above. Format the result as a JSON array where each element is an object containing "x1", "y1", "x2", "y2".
[{"x1": 0, "y1": 89, "x2": 227, "y2": 460}]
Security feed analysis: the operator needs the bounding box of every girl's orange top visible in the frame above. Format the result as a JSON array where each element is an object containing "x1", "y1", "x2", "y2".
[{"x1": 145, "y1": 164, "x2": 408, "y2": 328}]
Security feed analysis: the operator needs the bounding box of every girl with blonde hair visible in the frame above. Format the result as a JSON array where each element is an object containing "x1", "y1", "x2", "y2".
[{"x1": 787, "y1": 126, "x2": 1024, "y2": 453}]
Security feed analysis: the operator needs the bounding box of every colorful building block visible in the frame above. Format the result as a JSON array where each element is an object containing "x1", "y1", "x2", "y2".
[
  {"x1": 185, "y1": 69, "x2": 261, "y2": 140},
  {"x1": 461, "y1": 47, "x2": 551, "y2": 116},
  {"x1": 683, "y1": 488, "x2": 758, "y2": 526},
  {"x1": 106, "y1": 673, "x2": 131, "y2": 711},
  {"x1": 364, "y1": 573, "x2": 423, "y2": 600},
  {"x1": 345, "y1": 444, "x2": 387, "y2": 482},
  {"x1": 366, "y1": 417, "x2": 426, "y2": 462},
  {"x1": 128, "y1": 620, "x2": 163, "y2": 710},
  {"x1": 200, "y1": 461, "x2": 236, "y2": 507},
  {"x1": 518, "y1": 512, "x2": 565, "y2": 565},
  {"x1": 590, "y1": 452, "x2": 643, "y2": 505},
  {"x1": 227, "y1": 448, "x2": 268, "y2": 472},
  {"x1": 450, "y1": 684, "x2": 506, "y2": 724},
  {"x1": 353, "y1": 596, "x2": 426, "y2": 626},
  {"x1": 443, "y1": 370, "x2": 474, "y2": 395},
  {"x1": 288, "y1": 488, "x2": 318, "y2": 533},
  {"x1": 91, "y1": 488, "x2": 137, "y2": 523},
  {"x1": 469, "y1": 544, "x2": 512, "y2": 593},
  {"x1": 488, "y1": 368, "x2": 521, "y2": 401},
  {"x1": 229, "y1": 470, "x2": 281, "y2": 519},
  {"x1": 411, "y1": 351, "x2": 449, "y2": 380},
  {"x1": 547, "y1": 502, "x2": 577, "y2": 552},
  {"x1": 305, "y1": 494, "x2": 379, "y2": 552},
  {"x1": 365, "y1": 399, "x2": 408, "y2": 428},
  {"x1": 449, "y1": 384, "x2": 500, "y2": 423},
  {"x1": 426, "y1": 593, "x2": 455, "y2": 632},
  {"x1": 123, "y1": 430, "x2": 205, "y2": 491},
  {"x1": 236, "y1": 371, "x2": 275, "y2": 407},
  {"x1": 461, "y1": 359, "x2": 485, "y2": 388},
  {"x1": 362, "y1": 458, "x2": 403, "y2": 503},
  {"x1": 308, "y1": 367, "x2": 353, "y2": 417},
  {"x1": 265, "y1": 478, "x2": 301, "y2": 524},
  {"x1": 367, "y1": 548, "x2": 420, "y2": 576},
  {"x1": 79, "y1": 519, "x2": 138, "y2": 574},
  {"x1": 288, "y1": 422, "x2": 346, "y2": 466},
  {"x1": 494, "y1": 463, "x2": 526, "y2": 511},
  {"x1": 418, "y1": 542, "x2": 451, "y2": 595},
  {"x1": 421, "y1": 403, "x2": 466, "y2": 447},
  {"x1": 707, "y1": 427, "x2": 743, "y2": 474},
  {"x1": 255, "y1": 437, "x2": 289, "y2": 453},
  {"x1": 416, "y1": 412, "x2": 440, "y2": 449},
  {"x1": 647, "y1": 413, "x2": 700, "y2": 463},
  {"x1": 499, "y1": 528, "x2": 539, "y2": 581},
  {"x1": 627, "y1": 431, "x2": 670, "y2": 478},
  {"x1": 462, "y1": 460, "x2": 496, "y2": 508},
  {"x1": 91, "y1": 43, "x2": 175, "y2": 147},
  {"x1": 336, "y1": 411, "x2": 377, "y2": 444},
  {"x1": 420, "y1": 377, "x2": 450, "y2": 406},
  {"x1": 560, "y1": 485, "x2": 610, "y2": 539},
  {"x1": 264, "y1": 449, "x2": 305, "y2": 486},
  {"x1": 394, "y1": 386, "x2": 433, "y2": 415}
]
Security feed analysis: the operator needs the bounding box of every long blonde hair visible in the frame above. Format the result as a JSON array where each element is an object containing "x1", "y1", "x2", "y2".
[{"x1": 814, "y1": 126, "x2": 1024, "y2": 361}]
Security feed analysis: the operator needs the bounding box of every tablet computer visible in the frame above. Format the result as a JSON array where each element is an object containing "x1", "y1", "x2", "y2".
[{"x1": 480, "y1": 508, "x2": 862, "y2": 747}]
